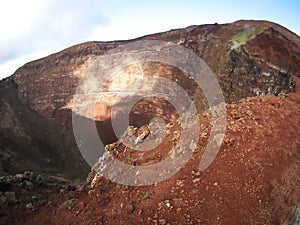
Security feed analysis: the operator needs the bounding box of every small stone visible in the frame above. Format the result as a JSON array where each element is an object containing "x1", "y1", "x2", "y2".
[
  {"x1": 26, "y1": 202, "x2": 34, "y2": 209},
  {"x1": 191, "y1": 170, "x2": 201, "y2": 176},
  {"x1": 158, "y1": 219, "x2": 167, "y2": 224},
  {"x1": 15, "y1": 174, "x2": 25, "y2": 181},
  {"x1": 176, "y1": 208, "x2": 182, "y2": 212},
  {"x1": 32, "y1": 194, "x2": 42, "y2": 200},
  {"x1": 35, "y1": 175, "x2": 43, "y2": 182},
  {"x1": 24, "y1": 180, "x2": 33, "y2": 190},
  {"x1": 246, "y1": 110, "x2": 252, "y2": 116},
  {"x1": 166, "y1": 202, "x2": 171, "y2": 208},
  {"x1": 88, "y1": 190, "x2": 95, "y2": 195},
  {"x1": 192, "y1": 178, "x2": 200, "y2": 183},
  {"x1": 213, "y1": 182, "x2": 218, "y2": 186}
]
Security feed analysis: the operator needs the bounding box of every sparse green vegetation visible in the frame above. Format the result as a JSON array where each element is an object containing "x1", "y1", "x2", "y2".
[
  {"x1": 63, "y1": 199, "x2": 75, "y2": 207},
  {"x1": 116, "y1": 181, "x2": 122, "y2": 187},
  {"x1": 230, "y1": 26, "x2": 266, "y2": 50},
  {"x1": 141, "y1": 193, "x2": 149, "y2": 200},
  {"x1": 126, "y1": 155, "x2": 133, "y2": 161}
]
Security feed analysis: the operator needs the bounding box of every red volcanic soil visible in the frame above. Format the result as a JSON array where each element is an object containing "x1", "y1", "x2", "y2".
[{"x1": 4, "y1": 77, "x2": 298, "y2": 225}]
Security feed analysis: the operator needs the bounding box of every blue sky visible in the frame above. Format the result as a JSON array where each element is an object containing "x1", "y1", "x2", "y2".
[{"x1": 0, "y1": 0, "x2": 299, "y2": 80}]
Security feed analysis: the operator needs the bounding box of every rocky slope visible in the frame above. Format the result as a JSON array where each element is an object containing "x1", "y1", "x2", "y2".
[
  {"x1": 0, "y1": 20, "x2": 299, "y2": 179},
  {"x1": 0, "y1": 20, "x2": 300, "y2": 224},
  {"x1": 3, "y1": 77, "x2": 300, "y2": 225}
]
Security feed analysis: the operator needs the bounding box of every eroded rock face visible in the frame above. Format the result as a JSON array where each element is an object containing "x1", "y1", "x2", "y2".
[{"x1": 0, "y1": 20, "x2": 299, "y2": 179}]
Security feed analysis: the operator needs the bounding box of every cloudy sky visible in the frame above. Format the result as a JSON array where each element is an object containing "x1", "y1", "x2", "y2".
[{"x1": 1, "y1": 0, "x2": 299, "y2": 80}]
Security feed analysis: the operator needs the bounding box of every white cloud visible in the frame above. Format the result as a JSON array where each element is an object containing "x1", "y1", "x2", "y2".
[
  {"x1": 0, "y1": 0, "x2": 109, "y2": 79},
  {"x1": 0, "y1": 0, "x2": 44, "y2": 61},
  {"x1": 0, "y1": 50, "x2": 53, "y2": 79}
]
